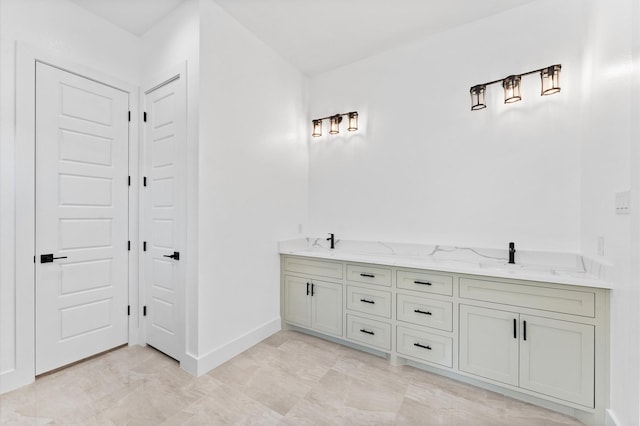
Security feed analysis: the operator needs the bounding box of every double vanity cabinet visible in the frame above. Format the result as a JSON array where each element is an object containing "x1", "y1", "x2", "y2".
[{"x1": 280, "y1": 254, "x2": 609, "y2": 425}]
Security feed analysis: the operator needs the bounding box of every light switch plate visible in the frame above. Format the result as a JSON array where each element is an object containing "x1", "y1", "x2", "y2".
[{"x1": 615, "y1": 190, "x2": 631, "y2": 215}]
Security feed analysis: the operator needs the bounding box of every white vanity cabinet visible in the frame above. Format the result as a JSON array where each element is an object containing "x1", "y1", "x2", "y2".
[
  {"x1": 459, "y1": 305, "x2": 595, "y2": 407},
  {"x1": 280, "y1": 254, "x2": 609, "y2": 425},
  {"x1": 282, "y1": 258, "x2": 343, "y2": 337}
]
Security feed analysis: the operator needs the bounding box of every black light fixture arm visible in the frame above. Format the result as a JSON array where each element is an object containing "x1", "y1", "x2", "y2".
[
  {"x1": 472, "y1": 65, "x2": 560, "y2": 91},
  {"x1": 313, "y1": 111, "x2": 356, "y2": 122}
]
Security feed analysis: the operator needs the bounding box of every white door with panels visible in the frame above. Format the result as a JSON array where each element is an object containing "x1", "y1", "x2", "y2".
[
  {"x1": 142, "y1": 74, "x2": 186, "y2": 361},
  {"x1": 35, "y1": 62, "x2": 129, "y2": 374}
]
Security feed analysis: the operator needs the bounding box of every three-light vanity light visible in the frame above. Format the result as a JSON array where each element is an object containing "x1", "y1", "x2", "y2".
[
  {"x1": 470, "y1": 64, "x2": 561, "y2": 111},
  {"x1": 311, "y1": 111, "x2": 358, "y2": 137}
]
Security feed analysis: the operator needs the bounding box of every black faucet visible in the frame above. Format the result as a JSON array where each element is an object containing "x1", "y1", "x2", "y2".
[
  {"x1": 508, "y1": 242, "x2": 516, "y2": 264},
  {"x1": 327, "y1": 233, "x2": 335, "y2": 249}
]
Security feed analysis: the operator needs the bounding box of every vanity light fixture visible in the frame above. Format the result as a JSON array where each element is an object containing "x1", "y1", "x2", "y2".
[
  {"x1": 311, "y1": 111, "x2": 359, "y2": 137},
  {"x1": 470, "y1": 64, "x2": 561, "y2": 111}
]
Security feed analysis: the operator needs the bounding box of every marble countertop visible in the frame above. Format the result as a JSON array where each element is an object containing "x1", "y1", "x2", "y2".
[{"x1": 279, "y1": 238, "x2": 612, "y2": 289}]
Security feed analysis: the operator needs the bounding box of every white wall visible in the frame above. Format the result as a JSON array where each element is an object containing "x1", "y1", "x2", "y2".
[
  {"x1": 580, "y1": 1, "x2": 639, "y2": 424},
  {"x1": 196, "y1": 0, "x2": 308, "y2": 366},
  {"x1": 140, "y1": 0, "x2": 201, "y2": 358},
  {"x1": 307, "y1": 0, "x2": 585, "y2": 252},
  {"x1": 0, "y1": 0, "x2": 141, "y2": 392}
]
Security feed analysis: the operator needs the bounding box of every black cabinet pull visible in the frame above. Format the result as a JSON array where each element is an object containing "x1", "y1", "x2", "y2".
[
  {"x1": 513, "y1": 318, "x2": 517, "y2": 339},
  {"x1": 306, "y1": 282, "x2": 310, "y2": 296},
  {"x1": 414, "y1": 343, "x2": 432, "y2": 350},
  {"x1": 523, "y1": 320, "x2": 527, "y2": 341},
  {"x1": 414, "y1": 280, "x2": 432, "y2": 286},
  {"x1": 360, "y1": 329, "x2": 375, "y2": 335},
  {"x1": 40, "y1": 254, "x2": 67, "y2": 263},
  {"x1": 414, "y1": 309, "x2": 432, "y2": 316},
  {"x1": 311, "y1": 283, "x2": 315, "y2": 296},
  {"x1": 163, "y1": 251, "x2": 180, "y2": 260},
  {"x1": 360, "y1": 299, "x2": 375, "y2": 304},
  {"x1": 360, "y1": 273, "x2": 375, "y2": 278}
]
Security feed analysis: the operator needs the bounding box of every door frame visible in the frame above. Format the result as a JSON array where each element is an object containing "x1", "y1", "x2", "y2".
[
  {"x1": 139, "y1": 62, "x2": 187, "y2": 361},
  {"x1": 8, "y1": 41, "x2": 140, "y2": 392}
]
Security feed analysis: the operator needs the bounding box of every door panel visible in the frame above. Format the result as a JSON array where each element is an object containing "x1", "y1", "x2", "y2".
[
  {"x1": 35, "y1": 62, "x2": 129, "y2": 374},
  {"x1": 520, "y1": 315, "x2": 595, "y2": 407},
  {"x1": 142, "y1": 76, "x2": 185, "y2": 361},
  {"x1": 459, "y1": 305, "x2": 519, "y2": 386},
  {"x1": 311, "y1": 280, "x2": 343, "y2": 336},
  {"x1": 283, "y1": 276, "x2": 312, "y2": 328}
]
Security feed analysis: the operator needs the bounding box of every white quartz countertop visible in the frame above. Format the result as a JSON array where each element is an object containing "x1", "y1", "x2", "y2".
[{"x1": 279, "y1": 238, "x2": 612, "y2": 289}]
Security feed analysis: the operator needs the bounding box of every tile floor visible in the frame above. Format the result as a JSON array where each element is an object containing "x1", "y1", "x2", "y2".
[{"x1": 0, "y1": 330, "x2": 584, "y2": 425}]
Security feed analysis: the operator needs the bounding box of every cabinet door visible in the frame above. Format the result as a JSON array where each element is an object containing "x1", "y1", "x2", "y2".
[
  {"x1": 311, "y1": 280, "x2": 343, "y2": 337},
  {"x1": 459, "y1": 305, "x2": 519, "y2": 386},
  {"x1": 519, "y1": 315, "x2": 594, "y2": 407},
  {"x1": 284, "y1": 275, "x2": 312, "y2": 328}
]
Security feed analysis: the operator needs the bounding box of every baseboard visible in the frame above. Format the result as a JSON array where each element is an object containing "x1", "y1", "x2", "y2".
[
  {"x1": 181, "y1": 317, "x2": 281, "y2": 377},
  {"x1": 605, "y1": 409, "x2": 620, "y2": 426},
  {"x1": 0, "y1": 368, "x2": 34, "y2": 394}
]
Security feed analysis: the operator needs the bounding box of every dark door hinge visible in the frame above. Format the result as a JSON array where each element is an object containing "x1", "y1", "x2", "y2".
[
  {"x1": 143, "y1": 306, "x2": 147, "y2": 316},
  {"x1": 143, "y1": 241, "x2": 147, "y2": 251},
  {"x1": 128, "y1": 111, "x2": 131, "y2": 122},
  {"x1": 128, "y1": 241, "x2": 131, "y2": 251},
  {"x1": 127, "y1": 305, "x2": 130, "y2": 316},
  {"x1": 143, "y1": 177, "x2": 147, "y2": 187},
  {"x1": 143, "y1": 112, "x2": 147, "y2": 122},
  {"x1": 128, "y1": 176, "x2": 131, "y2": 186}
]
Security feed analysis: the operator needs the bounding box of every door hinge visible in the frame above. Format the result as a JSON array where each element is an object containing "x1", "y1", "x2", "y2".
[
  {"x1": 128, "y1": 111, "x2": 131, "y2": 122},
  {"x1": 127, "y1": 305, "x2": 130, "y2": 316},
  {"x1": 143, "y1": 241, "x2": 147, "y2": 251},
  {"x1": 128, "y1": 241, "x2": 131, "y2": 251},
  {"x1": 143, "y1": 306, "x2": 147, "y2": 316},
  {"x1": 33, "y1": 255, "x2": 36, "y2": 263},
  {"x1": 143, "y1": 177, "x2": 147, "y2": 187},
  {"x1": 143, "y1": 112, "x2": 147, "y2": 122}
]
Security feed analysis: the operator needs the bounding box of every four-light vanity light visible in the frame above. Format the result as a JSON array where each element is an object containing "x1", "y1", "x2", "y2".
[
  {"x1": 312, "y1": 111, "x2": 358, "y2": 137},
  {"x1": 470, "y1": 64, "x2": 561, "y2": 111}
]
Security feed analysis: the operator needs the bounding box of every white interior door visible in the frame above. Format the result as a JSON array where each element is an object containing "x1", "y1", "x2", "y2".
[
  {"x1": 142, "y1": 75, "x2": 186, "y2": 361},
  {"x1": 35, "y1": 62, "x2": 129, "y2": 375}
]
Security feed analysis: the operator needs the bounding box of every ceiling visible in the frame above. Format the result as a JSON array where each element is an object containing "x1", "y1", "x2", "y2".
[{"x1": 69, "y1": 0, "x2": 538, "y2": 75}]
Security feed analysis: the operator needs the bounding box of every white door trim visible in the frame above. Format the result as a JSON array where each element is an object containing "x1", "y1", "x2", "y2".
[
  {"x1": 5, "y1": 41, "x2": 140, "y2": 394},
  {"x1": 139, "y1": 62, "x2": 188, "y2": 363}
]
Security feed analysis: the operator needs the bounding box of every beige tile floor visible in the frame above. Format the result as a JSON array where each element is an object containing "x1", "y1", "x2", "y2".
[{"x1": 0, "y1": 330, "x2": 584, "y2": 425}]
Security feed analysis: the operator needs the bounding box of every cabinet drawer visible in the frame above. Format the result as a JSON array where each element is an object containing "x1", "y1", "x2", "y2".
[
  {"x1": 397, "y1": 270, "x2": 453, "y2": 296},
  {"x1": 346, "y1": 264, "x2": 392, "y2": 287},
  {"x1": 459, "y1": 278, "x2": 595, "y2": 317},
  {"x1": 397, "y1": 326, "x2": 452, "y2": 367},
  {"x1": 346, "y1": 315, "x2": 391, "y2": 351},
  {"x1": 397, "y1": 294, "x2": 453, "y2": 331},
  {"x1": 347, "y1": 285, "x2": 392, "y2": 319},
  {"x1": 283, "y1": 256, "x2": 343, "y2": 280}
]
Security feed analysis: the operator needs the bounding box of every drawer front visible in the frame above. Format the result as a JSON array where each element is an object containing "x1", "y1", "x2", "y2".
[
  {"x1": 396, "y1": 270, "x2": 453, "y2": 296},
  {"x1": 347, "y1": 285, "x2": 392, "y2": 318},
  {"x1": 396, "y1": 294, "x2": 453, "y2": 331},
  {"x1": 346, "y1": 315, "x2": 391, "y2": 351},
  {"x1": 396, "y1": 326, "x2": 453, "y2": 367},
  {"x1": 346, "y1": 264, "x2": 392, "y2": 287},
  {"x1": 283, "y1": 256, "x2": 343, "y2": 280},
  {"x1": 459, "y1": 278, "x2": 595, "y2": 317}
]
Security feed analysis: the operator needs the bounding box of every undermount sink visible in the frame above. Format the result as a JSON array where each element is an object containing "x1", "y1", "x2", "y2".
[{"x1": 478, "y1": 262, "x2": 553, "y2": 274}]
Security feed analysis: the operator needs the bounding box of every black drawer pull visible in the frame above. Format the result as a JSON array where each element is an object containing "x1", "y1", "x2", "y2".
[
  {"x1": 360, "y1": 329, "x2": 375, "y2": 335},
  {"x1": 414, "y1": 343, "x2": 432, "y2": 350},
  {"x1": 414, "y1": 280, "x2": 432, "y2": 286},
  {"x1": 523, "y1": 320, "x2": 527, "y2": 341},
  {"x1": 360, "y1": 273, "x2": 375, "y2": 278},
  {"x1": 414, "y1": 309, "x2": 432, "y2": 316},
  {"x1": 306, "y1": 282, "x2": 310, "y2": 296},
  {"x1": 513, "y1": 318, "x2": 517, "y2": 339},
  {"x1": 360, "y1": 299, "x2": 375, "y2": 304},
  {"x1": 311, "y1": 283, "x2": 315, "y2": 297}
]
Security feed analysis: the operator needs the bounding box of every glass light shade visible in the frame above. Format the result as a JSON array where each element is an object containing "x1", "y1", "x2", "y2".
[
  {"x1": 541, "y1": 64, "x2": 561, "y2": 95},
  {"x1": 470, "y1": 85, "x2": 486, "y2": 111},
  {"x1": 329, "y1": 115, "x2": 341, "y2": 134},
  {"x1": 503, "y1": 75, "x2": 522, "y2": 103},
  {"x1": 347, "y1": 112, "x2": 358, "y2": 131},
  {"x1": 312, "y1": 119, "x2": 322, "y2": 137}
]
